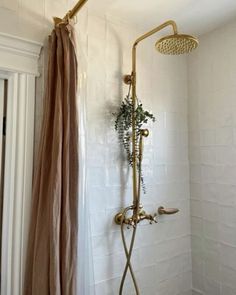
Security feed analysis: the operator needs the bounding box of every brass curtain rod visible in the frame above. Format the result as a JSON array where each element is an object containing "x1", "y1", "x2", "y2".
[
  {"x1": 54, "y1": 0, "x2": 88, "y2": 25},
  {"x1": 66, "y1": 0, "x2": 88, "y2": 19}
]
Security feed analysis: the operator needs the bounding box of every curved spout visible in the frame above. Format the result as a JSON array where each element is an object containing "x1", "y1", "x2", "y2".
[{"x1": 158, "y1": 206, "x2": 179, "y2": 215}]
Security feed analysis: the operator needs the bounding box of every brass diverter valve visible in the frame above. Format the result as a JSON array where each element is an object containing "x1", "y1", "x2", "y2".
[
  {"x1": 115, "y1": 206, "x2": 158, "y2": 228},
  {"x1": 114, "y1": 205, "x2": 179, "y2": 228}
]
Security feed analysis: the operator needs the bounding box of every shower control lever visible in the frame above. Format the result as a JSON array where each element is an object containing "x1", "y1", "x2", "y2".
[{"x1": 158, "y1": 206, "x2": 179, "y2": 215}]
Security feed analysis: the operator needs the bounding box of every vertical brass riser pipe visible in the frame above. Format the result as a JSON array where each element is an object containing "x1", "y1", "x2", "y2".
[{"x1": 131, "y1": 44, "x2": 138, "y2": 213}]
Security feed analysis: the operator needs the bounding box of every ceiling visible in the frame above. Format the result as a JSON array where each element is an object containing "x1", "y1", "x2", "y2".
[{"x1": 90, "y1": 0, "x2": 236, "y2": 36}]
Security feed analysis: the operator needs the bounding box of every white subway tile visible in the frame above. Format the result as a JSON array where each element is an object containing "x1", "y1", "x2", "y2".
[
  {"x1": 219, "y1": 224, "x2": 236, "y2": 247},
  {"x1": 0, "y1": 0, "x2": 18, "y2": 11},
  {"x1": 220, "y1": 243, "x2": 236, "y2": 270},
  {"x1": 204, "y1": 277, "x2": 220, "y2": 295}
]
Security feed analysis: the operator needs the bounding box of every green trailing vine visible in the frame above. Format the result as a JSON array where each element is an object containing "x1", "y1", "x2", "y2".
[{"x1": 113, "y1": 85, "x2": 156, "y2": 193}]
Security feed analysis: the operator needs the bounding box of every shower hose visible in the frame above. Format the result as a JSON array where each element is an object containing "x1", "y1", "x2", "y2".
[{"x1": 119, "y1": 133, "x2": 143, "y2": 295}]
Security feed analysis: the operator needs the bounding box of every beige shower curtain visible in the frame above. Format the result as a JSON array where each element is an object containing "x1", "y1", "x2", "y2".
[{"x1": 24, "y1": 20, "x2": 79, "y2": 295}]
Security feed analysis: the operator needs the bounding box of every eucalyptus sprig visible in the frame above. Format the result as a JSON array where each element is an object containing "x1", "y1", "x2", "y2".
[{"x1": 113, "y1": 86, "x2": 156, "y2": 193}]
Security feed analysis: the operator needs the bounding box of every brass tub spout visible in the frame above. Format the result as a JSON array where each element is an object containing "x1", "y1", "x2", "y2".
[{"x1": 158, "y1": 206, "x2": 179, "y2": 215}]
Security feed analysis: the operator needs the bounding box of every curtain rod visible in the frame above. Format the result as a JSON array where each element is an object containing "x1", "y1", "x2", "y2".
[
  {"x1": 54, "y1": 0, "x2": 88, "y2": 25},
  {"x1": 66, "y1": 0, "x2": 88, "y2": 19}
]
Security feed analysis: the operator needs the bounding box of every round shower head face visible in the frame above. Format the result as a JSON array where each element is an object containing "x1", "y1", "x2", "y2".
[{"x1": 155, "y1": 34, "x2": 198, "y2": 55}]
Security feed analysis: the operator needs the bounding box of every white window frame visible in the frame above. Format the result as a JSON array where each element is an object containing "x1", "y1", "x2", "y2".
[{"x1": 0, "y1": 33, "x2": 42, "y2": 295}]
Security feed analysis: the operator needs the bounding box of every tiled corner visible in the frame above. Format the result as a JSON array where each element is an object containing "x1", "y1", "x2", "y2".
[{"x1": 188, "y1": 19, "x2": 236, "y2": 295}]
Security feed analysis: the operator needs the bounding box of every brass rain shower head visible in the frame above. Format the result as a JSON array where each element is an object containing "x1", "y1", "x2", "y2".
[{"x1": 155, "y1": 33, "x2": 198, "y2": 55}]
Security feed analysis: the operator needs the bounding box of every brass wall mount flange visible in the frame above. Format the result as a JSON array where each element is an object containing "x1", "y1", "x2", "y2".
[
  {"x1": 123, "y1": 74, "x2": 133, "y2": 85},
  {"x1": 114, "y1": 212, "x2": 124, "y2": 225}
]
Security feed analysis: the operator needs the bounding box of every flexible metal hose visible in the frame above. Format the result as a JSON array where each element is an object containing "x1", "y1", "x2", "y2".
[
  {"x1": 119, "y1": 207, "x2": 139, "y2": 295},
  {"x1": 119, "y1": 133, "x2": 143, "y2": 295}
]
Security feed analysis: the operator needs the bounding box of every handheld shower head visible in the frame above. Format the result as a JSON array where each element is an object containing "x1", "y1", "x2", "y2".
[{"x1": 155, "y1": 33, "x2": 198, "y2": 55}]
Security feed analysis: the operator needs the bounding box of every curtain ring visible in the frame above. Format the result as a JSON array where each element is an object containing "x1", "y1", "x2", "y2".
[{"x1": 53, "y1": 10, "x2": 77, "y2": 27}]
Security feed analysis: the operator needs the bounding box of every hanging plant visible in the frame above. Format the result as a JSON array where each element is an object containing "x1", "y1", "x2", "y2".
[{"x1": 113, "y1": 85, "x2": 156, "y2": 193}]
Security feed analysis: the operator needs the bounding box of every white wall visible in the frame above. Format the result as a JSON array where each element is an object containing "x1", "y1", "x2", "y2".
[
  {"x1": 87, "y1": 11, "x2": 192, "y2": 295},
  {"x1": 188, "y1": 20, "x2": 236, "y2": 295},
  {"x1": 0, "y1": 0, "x2": 80, "y2": 42}
]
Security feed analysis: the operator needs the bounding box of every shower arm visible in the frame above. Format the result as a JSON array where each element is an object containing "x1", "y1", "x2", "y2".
[
  {"x1": 127, "y1": 20, "x2": 178, "y2": 209},
  {"x1": 132, "y1": 20, "x2": 177, "y2": 80}
]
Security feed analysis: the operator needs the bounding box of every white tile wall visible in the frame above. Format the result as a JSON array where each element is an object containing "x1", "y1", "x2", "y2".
[{"x1": 188, "y1": 19, "x2": 236, "y2": 295}]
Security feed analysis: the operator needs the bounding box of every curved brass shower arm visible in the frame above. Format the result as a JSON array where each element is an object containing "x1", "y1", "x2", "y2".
[
  {"x1": 133, "y1": 20, "x2": 178, "y2": 48},
  {"x1": 128, "y1": 20, "x2": 178, "y2": 85}
]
